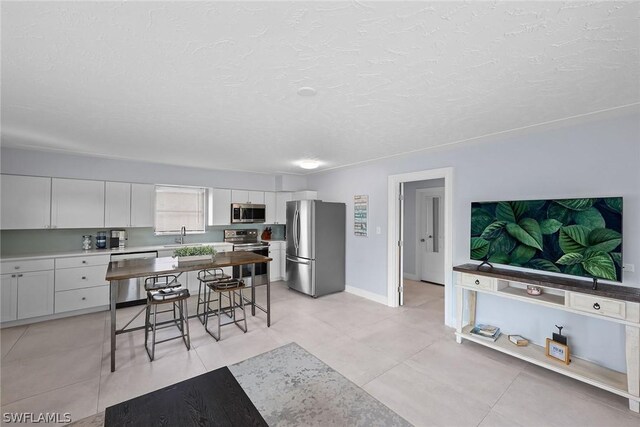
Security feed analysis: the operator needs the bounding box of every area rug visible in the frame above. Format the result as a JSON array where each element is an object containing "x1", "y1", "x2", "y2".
[{"x1": 229, "y1": 342, "x2": 410, "y2": 427}]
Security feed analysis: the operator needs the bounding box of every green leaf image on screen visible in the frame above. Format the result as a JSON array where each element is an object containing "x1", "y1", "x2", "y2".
[{"x1": 470, "y1": 198, "x2": 623, "y2": 282}]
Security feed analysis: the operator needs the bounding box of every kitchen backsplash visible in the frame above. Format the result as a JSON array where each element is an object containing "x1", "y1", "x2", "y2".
[{"x1": 0, "y1": 224, "x2": 285, "y2": 256}]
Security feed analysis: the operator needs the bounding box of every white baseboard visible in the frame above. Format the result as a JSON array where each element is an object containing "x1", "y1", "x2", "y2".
[
  {"x1": 345, "y1": 285, "x2": 388, "y2": 305},
  {"x1": 403, "y1": 273, "x2": 418, "y2": 281}
]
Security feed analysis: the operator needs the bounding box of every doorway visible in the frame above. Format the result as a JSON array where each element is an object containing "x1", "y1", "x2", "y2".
[
  {"x1": 417, "y1": 187, "x2": 445, "y2": 285},
  {"x1": 387, "y1": 168, "x2": 454, "y2": 326}
]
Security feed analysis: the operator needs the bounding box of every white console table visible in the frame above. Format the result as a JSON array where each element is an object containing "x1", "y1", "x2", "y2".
[{"x1": 454, "y1": 264, "x2": 640, "y2": 413}]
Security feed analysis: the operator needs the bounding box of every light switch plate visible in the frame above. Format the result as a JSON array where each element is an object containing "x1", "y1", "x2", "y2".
[
  {"x1": 623, "y1": 264, "x2": 635, "y2": 273},
  {"x1": 376, "y1": 226, "x2": 381, "y2": 235}
]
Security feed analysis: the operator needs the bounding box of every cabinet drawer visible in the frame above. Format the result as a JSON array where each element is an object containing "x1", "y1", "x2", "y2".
[
  {"x1": 460, "y1": 273, "x2": 495, "y2": 290},
  {"x1": 55, "y1": 286, "x2": 109, "y2": 313},
  {"x1": 56, "y1": 254, "x2": 111, "y2": 269},
  {"x1": 1, "y1": 258, "x2": 54, "y2": 274},
  {"x1": 567, "y1": 293, "x2": 626, "y2": 320},
  {"x1": 55, "y1": 265, "x2": 108, "y2": 291}
]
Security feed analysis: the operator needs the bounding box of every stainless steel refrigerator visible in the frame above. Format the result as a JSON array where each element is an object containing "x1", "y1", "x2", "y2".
[{"x1": 286, "y1": 200, "x2": 345, "y2": 297}]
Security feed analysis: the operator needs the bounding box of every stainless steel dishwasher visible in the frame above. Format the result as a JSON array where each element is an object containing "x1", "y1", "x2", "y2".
[{"x1": 111, "y1": 251, "x2": 158, "y2": 308}]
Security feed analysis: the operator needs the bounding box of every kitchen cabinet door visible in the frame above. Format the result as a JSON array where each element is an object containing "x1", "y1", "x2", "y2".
[
  {"x1": 248, "y1": 191, "x2": 264, "y2": 204},
  {"x1": 131, "y1": 183, "x2": 155, "y2": 227},
  {"x1": 275, "y1": 192, "x2": 292, "y2": 225},
  {"x1": 105, "y1": 182, "x2": 131, "y2": 227},
  {"x1": 264, "y1": 192, "x2": 276, "y2": 224},
  {"x1": 51, "y1": 178, "x2": 105, "y2": 228},
  {"x1": 1, "y1": 174, "x2": 51, "y2": 229},
  {"x1": 269, "y1": 248, "x2": 281, "y2": 281},
  {"x1": 1, "y1": 274, "x2": 18, "y2": 322},
  {"x1": 231, "y1": 190, "x2": 249, "y2": 204},
  {"x1": 17, "y1": 270, "x2": 54, "y2": 319},
  {"x1": 293, "y1": 190, "x2": 317, "y2": 200},
  {"x1": 209, "y1": 188, "x2": 231, "y2": 225}
]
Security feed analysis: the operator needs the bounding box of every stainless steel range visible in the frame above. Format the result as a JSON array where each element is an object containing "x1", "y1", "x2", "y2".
[{"x1": 224, "y1": 229, "x2": 269, "y2": 286}]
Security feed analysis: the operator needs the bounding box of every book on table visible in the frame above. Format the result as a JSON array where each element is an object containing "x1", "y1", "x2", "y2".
[{"x1": 470, "y1": 324, "x2": 501, "y2": 341}]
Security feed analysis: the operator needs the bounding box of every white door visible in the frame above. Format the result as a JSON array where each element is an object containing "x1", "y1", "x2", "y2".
[
  {"x1": 1, "y1": 174, "x2": 51, "y2": 229},
  {"x1": 418, "y1": 189, "x2": 445, "y2": 284},
  {"x1": 248, "y1": 191, "x2": 264, "y2": 204},
  {"x1": 51, "y1": 178, "x2": 105, "y2": 228},
  {"x1": 130, "y1": 183, "x2": 155, "y2": 227},
  {"x1": 105, "y1": 182, "x2": 131, "y2": 227},
  {"x1": 17, "y1": 270, "x2": 54, "y2": 319}
]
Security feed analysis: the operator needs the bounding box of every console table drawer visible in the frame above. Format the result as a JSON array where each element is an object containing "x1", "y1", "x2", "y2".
[
  {"x1": 567, "y1": 293, "x2": 626, "y2": 320},
  {"x1": 460, "y1": 273, "x2": 495, "y2": 290}
]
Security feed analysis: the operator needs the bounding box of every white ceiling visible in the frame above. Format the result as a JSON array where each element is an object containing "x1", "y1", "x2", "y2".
[{"x1": 2, "y1": 1, "x2": 639, "y2": 175}]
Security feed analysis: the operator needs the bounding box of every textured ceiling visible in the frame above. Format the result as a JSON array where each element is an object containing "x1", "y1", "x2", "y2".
[{"x1": 2, "y1": 1, "x2": 639, "y2": 175}]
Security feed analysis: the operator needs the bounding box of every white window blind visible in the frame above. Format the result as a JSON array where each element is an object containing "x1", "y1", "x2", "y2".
[{"x1": 154, "y1": 186, "x2": 206, "y2": 234}]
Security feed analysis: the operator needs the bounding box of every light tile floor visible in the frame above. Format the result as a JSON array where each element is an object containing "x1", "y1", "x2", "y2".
[{"x1": 1, "y1": 279, "x2": 639, "y2": 426}]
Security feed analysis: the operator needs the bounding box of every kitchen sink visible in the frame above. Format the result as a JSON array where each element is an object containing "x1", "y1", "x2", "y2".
[{"x1": 162, "y1": 243, "x2": 204, "y2": 248}]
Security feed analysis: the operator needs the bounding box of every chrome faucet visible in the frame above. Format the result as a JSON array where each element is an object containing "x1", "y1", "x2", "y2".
[{"x1": 175, "y1": 225, "x2": 186, "y2": 244}]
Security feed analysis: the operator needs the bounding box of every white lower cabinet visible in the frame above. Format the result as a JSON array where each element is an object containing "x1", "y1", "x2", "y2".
[
  {"x1": 17, "y1": 270, "x2": 55, "y2": 319},
  {"x1": 269, "y1": 248, "x2": 281, "y2": 281},
  {"x1": 55, "y1": 286, "x2": 109, "y2": 313},
  {"x1": 280, "y1": 248, "x2": 286, "y2": 281},
  {"x1": 54, "y1": 255, "x2": 110, "y2": 314},
  {"x1": 1, "y1": 274, "x2": 18, "y2": 322}
]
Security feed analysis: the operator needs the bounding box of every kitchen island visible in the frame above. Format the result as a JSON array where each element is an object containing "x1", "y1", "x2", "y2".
[{"x1": 105, "y1": 251, "x2": 272, "y2": 372}]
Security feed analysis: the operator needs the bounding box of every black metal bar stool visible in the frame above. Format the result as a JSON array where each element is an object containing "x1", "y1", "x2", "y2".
[
  {"x1": 196, "y1": 268, "x2": 230, "y2": 324},
  {"x1": 144, "y1": 275, "x2": 191, "y2": 361},
  {"x1": 204, "y1": 278, "x2": 248, "y2": 341}
]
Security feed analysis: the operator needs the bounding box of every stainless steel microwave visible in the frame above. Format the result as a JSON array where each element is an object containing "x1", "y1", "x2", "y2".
[{"x1": 231, "y1": 203, "x2": 266, "y2": 223}]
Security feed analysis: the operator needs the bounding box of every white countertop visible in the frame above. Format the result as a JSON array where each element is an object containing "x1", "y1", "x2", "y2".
[{"x1": 0, "y1": 242, "x2": 235, "y2": 262}]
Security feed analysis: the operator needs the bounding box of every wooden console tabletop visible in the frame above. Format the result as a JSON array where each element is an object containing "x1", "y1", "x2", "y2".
[{"x1": 454, "y1": 263, "x2": 640, "y2": 303}]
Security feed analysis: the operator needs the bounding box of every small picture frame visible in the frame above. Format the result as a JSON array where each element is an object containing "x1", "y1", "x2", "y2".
[{"x1": 545, "y1": 338, "x2": 570, "y2": 365}]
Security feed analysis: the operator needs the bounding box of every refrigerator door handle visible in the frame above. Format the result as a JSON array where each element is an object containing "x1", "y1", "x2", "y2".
[
  {"x1": 293, "y1": 208, "x2": 299, "y2": 252},
  {"x1": 286, "y1": 256, "x2": 309, "y2": 265}
]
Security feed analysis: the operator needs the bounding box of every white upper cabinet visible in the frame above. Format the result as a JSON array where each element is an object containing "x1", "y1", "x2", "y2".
[
  {"x1": 105, "y1": 182, "x2": 131, "y2": 227},
  {"x1": 209, "y1": 188, "x2": 231, "y2": 226},
  {"x1": 275, "y1": 192, "x2": 292, "y2": 225},
  {"x1": 231, "y1": 190, "x2": 264, "y2": 204},
  {"x1": 293, "y1": 190, "x2": 318, "y2": 200},
  {"x1": 130, "y1": 183, "x2": 155, "y2": 227},
  {"x1": 1, "y1": 175, "x2": 52, "y2": 230},
  {"x1": 51, "y1": 178, "x2": 105, "y2": 228},
  {"x1": 231, "y1": 190, "x2": 249, "y2": 204},
  {"x1": 248, "y1": 191, "x2": 264, "y2": 204},
  {"x1": 264, "y1": 192, "x2": 276, "y2": 224},
  {"x1": 131, "y1": 184, "x2": 156, "y2": 227}
]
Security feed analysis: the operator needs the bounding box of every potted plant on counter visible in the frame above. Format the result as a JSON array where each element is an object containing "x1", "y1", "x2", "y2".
[{"x1": 173, "y1": 246, "x2": 216, "y2": 263}]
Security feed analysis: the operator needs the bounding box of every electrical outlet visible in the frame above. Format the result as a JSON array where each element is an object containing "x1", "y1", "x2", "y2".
[
  {"x1": 376, "y1": 226, "x2": 382, "y2": 235},
  {"x1": 623, "y1": 264, "x2": 635, "y2": 273}
]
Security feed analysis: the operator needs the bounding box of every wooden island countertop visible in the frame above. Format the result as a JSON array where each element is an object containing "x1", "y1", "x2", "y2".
[{"x1": 106, "y1": 251, "x2": 272, "y2": 281}]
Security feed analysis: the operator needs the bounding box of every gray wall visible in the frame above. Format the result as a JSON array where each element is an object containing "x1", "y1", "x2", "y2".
[
  {"x1": 308, "y1": 110, "x2": 639, "y2": 372},
  {"x1": 403, "y1": 179, "x2": 445, "y2": 278},
  {"x1": 0, "y1": 146, "x2": 309, "y2": 191}
]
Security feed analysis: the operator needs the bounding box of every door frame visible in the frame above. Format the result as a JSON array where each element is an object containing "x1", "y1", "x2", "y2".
[
  {"x1": 387, "y1": 167, "x2": 454, "y2": 326},
  {"x1": 416, "y1": 187, "x2": 446, "y2": 285}
]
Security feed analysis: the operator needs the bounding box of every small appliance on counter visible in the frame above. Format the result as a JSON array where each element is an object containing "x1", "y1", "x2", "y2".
[
  {"x1": 261, "y1": 227, "x2": 272, "y2": 240},
  {"x1": 82, "y1": 235, "x2": 92, "y2": 250},
  {"x1": 110, "y1": 230, "x2": 127, "y2": 249},
  {"x1": 96, "y1": 231, "x2": 108, "y2": 249}
]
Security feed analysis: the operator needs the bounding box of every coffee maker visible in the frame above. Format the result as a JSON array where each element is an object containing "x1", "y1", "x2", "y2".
[{"x1": 110, "y1": 230, "x2": 127, "y2": 249}]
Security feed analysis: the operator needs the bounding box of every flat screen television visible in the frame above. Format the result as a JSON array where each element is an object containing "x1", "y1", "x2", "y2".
[{"x1": 470, "y1": 197, "x2": 623, "y2": 282}]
